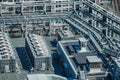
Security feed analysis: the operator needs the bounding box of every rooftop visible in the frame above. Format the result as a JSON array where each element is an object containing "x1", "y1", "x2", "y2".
[
  {"x1": 61, "y1": 39, "x2": 93, "y2": 56},
  {"x1": 87, "y1": 56, "x2": 102, "y2": 63},
  {"x1": 27, "y1": 74, "x2": 67, "y2": 80},
  {"x1": 74, "y1": 52, "x2": 96, "y2": 65},
  {"x1": 0, "y1": 32, "x2": 15, "y2": 60},
  {"x1": 59, "y1": 38, "x2": 97, "y2": 69},
  {"x1": 58, "y1": 30, "x2": 75, "y2": 39},
  {"x1": 26, "y1": 33, "x2": 50, "y2": 57},
  {"x1": 78, "y1": 38, "x2": 88, "y2": 42}
]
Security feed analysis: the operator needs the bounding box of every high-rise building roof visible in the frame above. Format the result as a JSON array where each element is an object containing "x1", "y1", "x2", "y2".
[{"x1": 0, "y1": 32, "x2": 15, "y2": 60}]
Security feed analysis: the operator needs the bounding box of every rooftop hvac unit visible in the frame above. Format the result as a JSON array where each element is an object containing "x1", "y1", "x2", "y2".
[
  {"x1": 1, "y1": 46, "x2": 6, "y2": 49},
  {"x1": 10, "y1": 56, "x2": 13, "y2": 59},
  {"x1": 35, "y1": 45, "x2": 41, "y2": 48},
  {"x1": 0, "y1": 44, "x2": 6, "y2": 48},
  {"x1": 5, "y1": 54, "x2": 10, "y2": 57},
  {"x1": 3, "y1": 50, "x2": 9, "y2": 53},
  {"x1": 31, "y1": 34, "x2": 35, "y2": 37},
  {"x1": 0, "y1": 37, "x2": 4, "y2": 40},
  {"x1": 2, "y1": 33, "x2": 5, "y2": 35},
  {"x1": 35, "y1": 48, "x2": 41, "y2": 53},
  {"x1": 6, "y1": 43, "x2": 10, "y2": 46},
  {"x1": 63, "y1": 32, "x2": 68, "y2": 36},
  {"x1": 2, "y1": 55, "x2": 8, "y2": 59},
  {"x1": 36, "y1": 51, "x2": 43, "y2": 56},
  {"x1": 40, "y1": 52, "x2": 43, "y2": 56},
  {"x1": 0, "y1": 41, "x2": 4, "y2": 44},
  {"x1": 0, "y1": 34, "x2": 3, "y2": 37},
  {"x1": 36, "y1": 52, "x2": 40, "y2": 56},
  {"x1": 5, "y1": 38, "x2": 8, "y2": 41},
  {"x1": 37, "y1": 47, "x2": 42, "y2": 51},
  {"x1": 32, "y1": 41, "x2": 38, "y2": 45},
  {"x1": 2, "y1": 43, "x2": 6, "y2": 45},
  {"x1": 31, "y1": 36, "x2": 36, "y2": 40},
  {"x1": 40, "y1": 50, "x2": 44, "y2": 54},
  {"x1": 32, "y1": 38, "x2": 37, "y2": 42},
  {"x1": 8, "y1": 51, "x2": 12, "y2": 55},
  {"x1": 0, "y1": 52, "x2": 5, "y2": 55}
]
